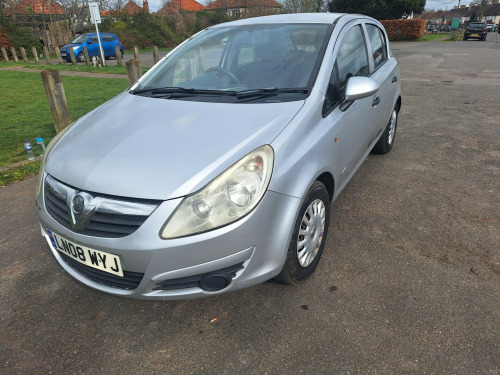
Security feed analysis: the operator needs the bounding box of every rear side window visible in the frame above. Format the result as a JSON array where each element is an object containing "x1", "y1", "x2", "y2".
[
  {"x1": 336, "y1": 25, "x2": 369, "y2": 101},
  {"x1": 102, "y1": 35, "x2": 114, "y2": 42},
  {"x1": 365, "y1": 24, "x2": 387, "y2": 70}
]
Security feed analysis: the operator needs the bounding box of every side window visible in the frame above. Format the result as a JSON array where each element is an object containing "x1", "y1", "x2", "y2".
[
  {"x1": 90, "y1": 36, "x2": 98, "y2": 44},
  {"x1": 103, "y1": 35, "x2": 114, "y2": 43},
  {"x1": 336, "y1": 25, "x2": 369, "y2": 101},
  {"x1": 366, "y1": 24, "x2": 388, "y2": 69}
]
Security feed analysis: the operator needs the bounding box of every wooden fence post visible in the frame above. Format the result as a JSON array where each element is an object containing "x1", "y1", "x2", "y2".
[
  {"x1": 114, "y1": 45, "x2": 123, "y2": 66},
  {"x1": 32, "y1": 46, "x2": 39, "y2": 63},
  {"x1": 82, "y1": 46, "x2": 90, "y2": 65},
  {"x1": 125, "y1": 59, "x2": 142, "y2": 85},
  {"x1": 20, "y1": 47, "x2": 29, "y2": 62},
  {"x1": 43, "y1": 46, "x2": 51, "y2": 64},
  {"x1": 69, "y1": 48, "x2": 76, "y2": 65},
  {"x1": 153, "y1": 46, "x2": 159, "y2": 65},
  {"x1": 10, "y1": 47, "x2": 19, "y2": 62},
  {"x1": 133, "y1": 46, "x2": 139, "y2": 62},
  {"x1": 54, "y1": 47, "x2": 63, "y2": 64},
  {"x1": 1, "y1": 47, "x2": 9, "y2": 62},
  {"x1": 41, "y1": 69, "x2": 72, "y2": 133}
]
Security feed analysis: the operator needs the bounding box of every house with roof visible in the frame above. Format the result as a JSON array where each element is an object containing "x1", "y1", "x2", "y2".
[
  {"x1": 205, "y1": 0, "x2": 281, "y2": 19},
  {"x1": 484, "y1": 2, "x2": 500, "y2": 25},
  {"x1": 6, "y1": 0, "x2": 66, "y2": 16},
  {"x1": 417, "y1": 0, "x2": 500, "y2": 26},
  {"x1": 101, "y1": 0, "x2": 150, "y2": 17},
  {"x1": 157, "y1": 0, "x2": 205, "y2": 14}
]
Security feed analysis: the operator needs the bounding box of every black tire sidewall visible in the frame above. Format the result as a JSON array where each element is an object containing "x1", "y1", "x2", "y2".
[
  {"x1": 372, "y1": 107, "x2": 398, "y2": 154},
  {"x1": 279, "y1": 181, "x2": 330, "y2": 284}
]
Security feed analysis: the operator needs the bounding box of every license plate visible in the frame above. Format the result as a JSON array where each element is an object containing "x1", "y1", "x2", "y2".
[
  {"x1": 46, "y1": 229, "x2": 123, "y2": 277},
  {"x1": 471, "y1": 34, "x2": 479, "y2": 37},
  {"x1": 61, "y1": 52, "x2": 67, "y2": 56}
]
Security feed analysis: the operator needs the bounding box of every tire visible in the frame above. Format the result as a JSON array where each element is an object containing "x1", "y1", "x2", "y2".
[
  {"x1": 77, "y1": 52, "x2": 85, "y2": 62},
  {"x1": 463, "y1": 37, "x2": 467, "y2": 41},
  {"x1": 275, "y1": 181, "x2": 330, "y2": 285},
  {"x1": 372, "y1": 106, "x2": 398, "y2": 154}
]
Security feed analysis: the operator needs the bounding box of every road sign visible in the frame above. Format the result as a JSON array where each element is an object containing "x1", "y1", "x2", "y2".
[{"x1": 89, "y1": 2, "x2": 101, "y2": 24}]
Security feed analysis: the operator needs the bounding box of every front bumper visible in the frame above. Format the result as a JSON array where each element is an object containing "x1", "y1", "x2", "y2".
[{"x1": 36, "y1": 178, "x2": 301, "y2": 300}]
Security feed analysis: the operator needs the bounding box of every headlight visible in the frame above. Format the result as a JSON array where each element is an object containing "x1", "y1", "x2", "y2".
[
  {"x1": 36, "y1": 123, "x2": 74, "y2": 199},
  {"x1": 72, "y1": 46, "x2": 79, "y2": 50},
  {"x1": 160, "y1": 145, "x2": 274, "y2": 239}
]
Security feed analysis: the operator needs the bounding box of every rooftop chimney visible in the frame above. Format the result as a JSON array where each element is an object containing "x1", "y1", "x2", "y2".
[{"x1": 143, "y1": 0, "x2": 149, "y2": 12}]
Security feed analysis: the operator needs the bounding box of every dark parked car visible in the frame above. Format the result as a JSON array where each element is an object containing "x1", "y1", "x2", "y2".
[
  {"x1": 440, "y1": 25, "x2": 451, "y2": 32},
  {"x1": 463, "y1": 22, "x2": 487, "y2": 41},
  {"x1": 60, "y1": 33, "x2": 124, "y2": 62}
]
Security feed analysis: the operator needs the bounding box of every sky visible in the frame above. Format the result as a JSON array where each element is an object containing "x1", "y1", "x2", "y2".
[
  {"x1": 143, "y1": 0, "x2": 468, "y2": 14},
  {"x1": 424, "y1": 0, "x2": 468, "y2": 11}
]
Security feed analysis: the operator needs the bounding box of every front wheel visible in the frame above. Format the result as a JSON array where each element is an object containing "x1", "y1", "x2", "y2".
[
  {"x1": 275, "y1": 181, "x2": 330, "y2": 285},
  {"x1": 76, "y1": 52, "x2": 85, "y2": 62},
  {"x1": 372, "y1": 106, "x2": 398, "y2": 154}
]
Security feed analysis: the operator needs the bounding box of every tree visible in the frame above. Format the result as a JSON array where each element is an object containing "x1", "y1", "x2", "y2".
[
  {"x1": 472, "y1": 0, "x2": 491, "y2": 21},
  {"x1": 282, "y1": 0, "x2": 328, "y2": 13},
  {"x1": 328, "y1": 0, "x2": 426, "y2": 20}
]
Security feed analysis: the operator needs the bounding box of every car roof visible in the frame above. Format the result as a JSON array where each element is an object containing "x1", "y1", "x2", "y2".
[{"x1": 212, "y1": 13, "x2": 359, "y2": 27}]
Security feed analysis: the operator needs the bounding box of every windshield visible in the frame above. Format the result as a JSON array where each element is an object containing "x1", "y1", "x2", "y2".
[
  {"x1": 133, "y1": 23, "x2": 332, "y2": 103},
  {"x1": 71, "y1": 34, "x2": 90, "y2": 44}
]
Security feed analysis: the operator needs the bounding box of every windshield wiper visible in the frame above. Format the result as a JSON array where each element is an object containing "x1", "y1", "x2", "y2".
[
  {"x1": 234, "y1": 87, "x2": 309, "y2": 100},
  {"x1": 131, "y1": 86, "x2": 238, "y2": 98},
  {"x1": 131, "y1": 87, "x2": 197, "y2": 95}
]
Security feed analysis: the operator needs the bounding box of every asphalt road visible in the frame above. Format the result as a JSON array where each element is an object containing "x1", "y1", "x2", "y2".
[{"x1": 1, "y1": 33, "x2": 499, "y2": 374}]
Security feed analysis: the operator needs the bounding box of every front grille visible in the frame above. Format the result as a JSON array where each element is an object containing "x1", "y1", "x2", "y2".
[
  {"x1": 60, "y1": 253, "x2": 144, "y2": 290},
  {"x1": 44, "y1": 175, "x2": 160, "y2": 238}
]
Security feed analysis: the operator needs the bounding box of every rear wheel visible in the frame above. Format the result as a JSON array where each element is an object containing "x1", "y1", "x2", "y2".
[
  {"x1": 372, "y1": 106, "x2": 398, "y2": 154},
  {"x1": 275, "y1": 181, "x2": 330, "y2": 285}
]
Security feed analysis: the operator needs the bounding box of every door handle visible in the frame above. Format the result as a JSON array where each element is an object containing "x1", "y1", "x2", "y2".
[
  {"x1": 392, "y1": 76, "x2": 398, "y2": 83},
  {"x1": 372, "y1": 96, "x2": 380, "y2": 107}
]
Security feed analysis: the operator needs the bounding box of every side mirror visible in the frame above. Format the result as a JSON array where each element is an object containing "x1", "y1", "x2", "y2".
[
  {"x1": 87, "y1": 40, "x2": 93, "y2": 45},
  {"x1": 344, "y1": 76, "x2": 379, "y2": 101}
]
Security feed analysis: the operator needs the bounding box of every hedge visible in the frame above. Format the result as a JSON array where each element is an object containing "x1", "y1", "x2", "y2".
[{"x1": 380, "y1": 19, "x2": 426, "y2": 41}]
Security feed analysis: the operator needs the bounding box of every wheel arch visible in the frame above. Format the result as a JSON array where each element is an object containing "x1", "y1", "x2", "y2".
[
  {"x1": 316, "y1": 172, "x2": 335, "y2": 204},
  {"x1": 396, "y1": 95, "x2": 402, "y2": 112}
]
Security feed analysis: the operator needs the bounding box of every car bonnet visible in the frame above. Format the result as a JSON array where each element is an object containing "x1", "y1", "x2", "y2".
[{"x1": 44, "y1": 92, "x2": 304, "y2": 200}]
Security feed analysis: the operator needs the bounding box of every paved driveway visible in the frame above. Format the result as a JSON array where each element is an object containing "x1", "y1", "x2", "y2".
[{"x1": 1, "y1": 34, "x2": 499, "y2": 374}]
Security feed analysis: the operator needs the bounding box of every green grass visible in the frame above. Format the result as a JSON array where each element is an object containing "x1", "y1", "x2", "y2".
[
  {"x1": 0, "y1": 70, "x2": 129, "y2": 186},
  {"x1": 417, "y1": 33, "x2": 451, "y2": 42},
  {"x1": 1, "y1": 161, "x2": 41, "y2": 186},
  {"x1": 0, "y1": 61, "x2": 149, "y2": 75},
  {"x1": 125, "y1": 47, "x2": 173, "y2": 54}
]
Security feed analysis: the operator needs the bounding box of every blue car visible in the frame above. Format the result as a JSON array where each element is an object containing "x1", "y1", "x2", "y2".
[{"x1": 60, "y1": 33, "x2": 123, "y2": 62}]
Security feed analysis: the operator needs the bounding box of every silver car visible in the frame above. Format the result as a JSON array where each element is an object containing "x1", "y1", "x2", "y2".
[{"x1": 36, "y1": 13, "x2": 401, "y2": 299}]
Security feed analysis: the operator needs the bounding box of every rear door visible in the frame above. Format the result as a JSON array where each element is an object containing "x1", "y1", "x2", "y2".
[
  {"x1": 101, "y1": 34, "x2": 115, "y2": 56},
  {"x1": 363, "y1": 22, "x2": 398, "y2": 138}
]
